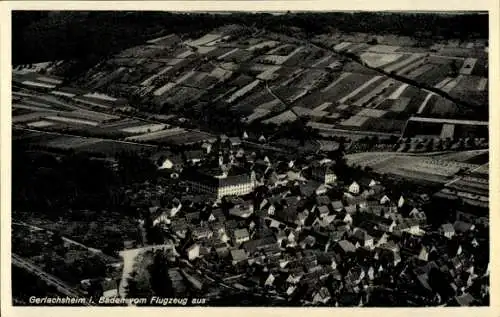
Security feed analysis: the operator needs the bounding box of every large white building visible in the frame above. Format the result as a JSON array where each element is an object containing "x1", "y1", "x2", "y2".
[{"x1": 184, "y1": 165, "x2": 256, "y2": 199}]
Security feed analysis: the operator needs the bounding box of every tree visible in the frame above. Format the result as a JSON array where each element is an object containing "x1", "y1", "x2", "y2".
[{"x1": 149, "y1": 251, "x2": 174, "y2": 297}]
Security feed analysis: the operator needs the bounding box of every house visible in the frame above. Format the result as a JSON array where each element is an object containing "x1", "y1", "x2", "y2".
[
  {"x1": 201, "y1": 142, "x2": 212, "y2": 154},
  {"x1": 331, "y1": 200, "x2": 344, "y2": 212},
  {"x1": 399, "y1": 218, "x2": 422, "y2": 236},
  {"x1": 351, "y1": 228, "x2": 374, "y2": 249},
  {"x1": 229, "y1": 201, "x2": 254, "y2": 218},
  {"x1": 316, "y1": 195, "x2": 331, "y2": 206},
  {"x1": 184, "y1": 149, "x2": 205, "y2": 164},
  {"x1": 186, "y1": 244, "x2": 201, "y2": 261},
  {"x1": 378, "y1": 218, "x2": 397, "y2": 233},
  {"x1": 380, "y1": 195, "x2": 391, "y2": 205},
  {"x1": 192, "y1": 227, "x2": 213, "y2": 240},
  {"x1": 348, "y1": 181, "x2": 360, "y2": 195},
  {"x1": 418, "y1": 246, "x2": 429, "y2": 262},
  {"x1": 264, "y1": 273, "x2": 275, "y2": 287},
  {"x1": 318, "y1": 205, "x2": 330, "y2": 218},
  {"x1": 311, "y1": 163, "x2": 337, "y2": 185},
  {"x1": 230, "y1": 249, "x2": 248, "y2": 265},
  {"x1": 337, "y1": 240, "x2": 356, "y2": 254},
  {"x1": 300, "y1": 235, "x2": 317, "y2": 249},
  {"x1": 409, "y1": 208, "x2": 427, "y2": 222},
  {"x1": 454, "y1": 293, "x2": 476, "y2": 306},
  {"x1": 214, "y1": 243, "x2": 230, "y2": 257},
  {"x1": 312, "y1": 287, "x2": 331, "y2": 304},
  {"x1": 345, "y1": 205, "x2": 357, "y2": 215},
  {"x1": 398, "y1": 196, "x2": 405, "y2": 208},
  {"x1": 315, "y1": 184, "x2": 329, "y2": 196},
  {"x1": 441, "y1": 223, "x2": 456, "y2": 239},
  {"x1": 229, "y1": 137, "x2": 242, "y2": 147},
  {"x1": 454, "y1": 221, "x2": 475, "y2": 233},
  {"x1": 233, "y1": 228, "x2": 250, "y2": 245}
]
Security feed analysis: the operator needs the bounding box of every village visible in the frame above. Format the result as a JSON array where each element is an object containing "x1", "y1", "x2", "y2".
[{"x1": 10, "y1": 11, "x2": 489, "y2": 307}]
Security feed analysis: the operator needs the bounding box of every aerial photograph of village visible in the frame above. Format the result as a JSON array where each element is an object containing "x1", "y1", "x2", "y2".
[{"x1": 10, "y1": 11, "x2": 489, "y2": 307}]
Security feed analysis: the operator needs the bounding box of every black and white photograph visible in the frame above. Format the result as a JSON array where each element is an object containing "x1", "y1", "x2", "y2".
[{"x1": 2, "y1": 3, "x2": 495, "y2": 312}]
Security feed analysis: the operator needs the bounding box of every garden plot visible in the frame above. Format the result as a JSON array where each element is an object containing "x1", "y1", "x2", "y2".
[
  {"x1": 346, "y1": 43, "x2": 370, "y2": 54},
  {"x1": 379, "y1": 97, "x2": 411, "y2": 112},
  {"x1": 414, "y1": 64, "x2": 455, "y2": 87},
  {"x1": 440, "y1": 124, "x2": 455, "y2": 139},
  {"x1": 45, "y1": 116, "x2": 100, "y2": 126},
  {"x1": 311, "y1": 54, "x2": 334, "y2": 67},
  {"x1": 227, "y1": 80, "x2": 261, "y2": 103},
  {"x1": 77, "y1": 140, "x2": 157, "y2": 155},
  {"x1": 262, "y1": 110, "x2": 298, "y2": 125},
  {"x1": 68, "y1": 109, "x2": 120, "y2": 122},
  {"x1": 210, "y1": 67, "x2": 233, "y2": 81},
  {"x1": 421, "y1": 98, "x2": 462, "y2": 117},
  {"x1": 273, "y1": 85, "x2": 308, "y2": 103},
  {"x1": 459, "y1": 58, "x2": 477, "y2": 75},
  {"x1": 360, "y1": 52, "x2": 403, "y2": 68},
  {"x1": 147, "y1": 34, "x2": 181, "y2": 46},
  {"x1": 159, "y1": 131, "x2": 215, "y2": 145},
  {"x1": 263, "y1": 47, "x2": 304, "y2": 65},
  {"x1": 217, "y1": 48, "x2": 240, "y2": 60},
  {"x1": 153, "y1": 82, "x2": 176, "y2": 96},
  {"x1": 396, "y1": 58, "x2": 426, "y2": 76},
  {"x1": 340, "y1": 115, "x2": 370, "y2": 127},
  {"x1": 434, "y1": 77, "x2": 454, "y2": 89},
  {"x1": 247, "y1": 40, "x2": 280, "y2": 51},
  {"x1": 126, "y1": 127, "x2": 186, "y2": 142},
  {"x1": 357, "y1": 108, "x2": 387, "y2": 118},
  {"x1": 164, "y1": 86, "x2": 205, "y2": 107},
  {"x1": 121, "y1": 123, "x2": 167, "y2": 134},
  {"x1": 477, "y1": 78, "x2": 488, "y2": 91},
  {"x1": 288, "y1": 69, "x2": 328, "y2": 90},
  {"x1": 245, "y1": 109, "x2": 271, "y2": 123},
  {"x1": 333, "y1": 42, "x2": 353, "y2": 51},
  {"x1": 405, "y1": 64, "x2": 435, "y2": 80},
  {"x1": 36, "y1": 76, "x2": 63, "y2": 85},
  {"x1": 339, "y1": 76, "x2": 387, "y2": 104},
  {"x1": 140, "y1": 66, "x2": 173, "y2": 86},
  {"x1": 367, "y1": 45, "x2": 401, "y2": 53},
  {"x1": 12, "y1": 103, "x2": 60, "y2": 114},
  {"x1": 256, "y1": 65, "x2": 282, "y2": 81},
  {"x1": 417, "y1": 92, "x2": 436, "y2": 114},
  {"x1": 83, "y1": 92, "x2": 117, "y2": 102},
  {"x1": 187, "y1": 33, "x2": 222, "y2": 47},
  {"x1": 267, "y1": 44, "x2": 296, "y2": 55},
  {"x1": 196, "y1": 46, "x2": 217, "y2": 55},
  {"x1": 21, "y1": 80, "x2": 57, "y2": 89},
  {"x1": 18, "y1": 99, "x2": 56, "y2": 110},
  {"x1": 322, "y1": 73, "x2": 375, "y2": 103},
  {"x1": 353, "y1": 79, "x2": 396, "y2": 107},
  {"x1": 384, "y1": 53, "x2": 425, "y2": 73},
  {"x1": 26, "y1": 120, "x2": 56, "y2": 128},
  {"x1": 232, "y1": 90, "x2": 275, "y2": 113},
  {"x1": 440, "y1": 75, "x2": 464, "y2": 93},
  {"x1": 387, "y1": 83, "x2": 409, "y2": 100},
  {"x1": 471, "y1": 58, "x2": 488, "y2": 77},
  {"x1": 176, "y1": 50, "x2": 194, "y2": 59},
  {"x1": 45, "y1": 136, "x2": 102, "y2": 150},
  {"x1": 339, "y1": 75, "x2": 384, "y2": 104},
  {"x1": 98, "y1": 119, "x2": 143, "y2": 130},
  {"x1": 313, "y1": 102, "x2": 333, "y2": 112}
]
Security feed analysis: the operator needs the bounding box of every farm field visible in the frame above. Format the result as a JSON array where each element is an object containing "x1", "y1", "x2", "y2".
[{"x1": 346, "y1": 152, "x2": 479, "y2": 184}]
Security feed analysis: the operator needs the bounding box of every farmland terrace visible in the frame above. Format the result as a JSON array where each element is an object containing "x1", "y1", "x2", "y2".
[{"x1": 12, "y1": 13, "x2": 489, "y2": 146}]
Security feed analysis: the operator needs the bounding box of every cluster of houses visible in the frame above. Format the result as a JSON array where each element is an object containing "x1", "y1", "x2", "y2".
[{"x1": 137, "y1": 137, "x2": 489, "y2": 306}]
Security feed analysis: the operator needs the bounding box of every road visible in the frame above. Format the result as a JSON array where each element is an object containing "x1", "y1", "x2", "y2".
[{"x1": 12, "y1": 253, "x2": 90, "y2": 304}]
